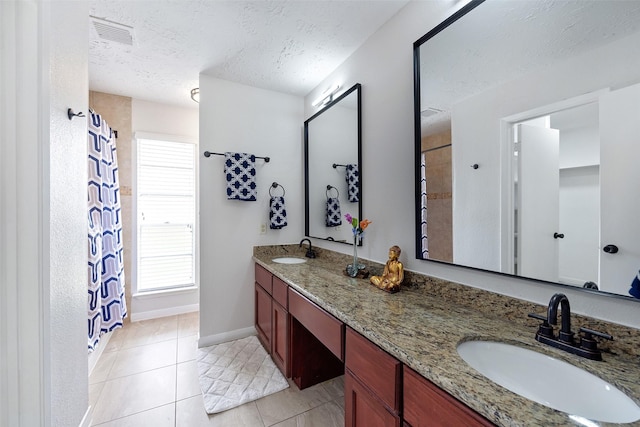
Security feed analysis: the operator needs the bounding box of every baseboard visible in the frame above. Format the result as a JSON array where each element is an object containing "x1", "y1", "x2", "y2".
[
  {"x1": 78, "y1": 406, "x2": 91, "y2": 427},
  {"x1": 130, "y1": 303, "x2": 199, "y2": 322},
  {"x1": 198, "y1": 326, "x2": 257, "y2": 348}
]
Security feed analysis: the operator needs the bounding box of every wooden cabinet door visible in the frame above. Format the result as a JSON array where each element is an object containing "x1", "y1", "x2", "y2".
[
  {"x1": 403, "y1": 366, "x2": 494, "y2": 427},
  {"x1": 345, "y1": 370, "x2": 400, "y2": 427},
  {"x1": 345, "y1": 327, "x2": 401, "y2": 414},
  {"x1": 255, "y1": 282, "x2": 272, "y2": 351},
  {"x1": 271, "y1": 300, "x2": 289, "y2": 377}
]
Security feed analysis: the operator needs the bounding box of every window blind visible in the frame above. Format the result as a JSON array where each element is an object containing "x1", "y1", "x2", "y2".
[{"x1": 137, "y1": 138, "x2": 196, "y2": 292}]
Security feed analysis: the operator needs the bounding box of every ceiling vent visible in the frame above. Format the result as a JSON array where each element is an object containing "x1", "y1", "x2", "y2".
[
  {"x1": 421, "y1": 107, "x2": 445, "y2": 118},
  {"x1": 90, "y1": 16, "x2": 135, "y2": 46}
]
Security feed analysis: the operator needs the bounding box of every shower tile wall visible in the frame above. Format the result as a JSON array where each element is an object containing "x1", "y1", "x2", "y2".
[
  {"x1": 89, "y1": 91, "x2": 133, "y2": 324},
  {"x1": 422, "y1": 130, "x2": 453, "y2": 262}
]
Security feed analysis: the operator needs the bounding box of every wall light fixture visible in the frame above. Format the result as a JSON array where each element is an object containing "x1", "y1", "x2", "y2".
[{"x1": 312, "y1": 84, "x2": 341, "y2": 107}]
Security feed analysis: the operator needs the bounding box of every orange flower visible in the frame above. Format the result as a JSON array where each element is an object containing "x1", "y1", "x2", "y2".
[{"x1": 359, "y1": 219, "x2": 372, "y2": 230}]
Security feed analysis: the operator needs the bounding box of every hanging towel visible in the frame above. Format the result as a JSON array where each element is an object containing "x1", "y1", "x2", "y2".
[
  {"x1": 326, "y1": 197, "x2": 342, "y2": 227},
  {"x1": 346, "y1": 163, "x2": 359, "y2": 203},
  {"x1": 629, "y1": 270, "x2": 640, "y2": 299},
  {"x1": 269, "y1": 196, "x2": 288, "y2": 229},
  {"x1": 225, "y1": 152, "x2": 257, "y2": 201}
]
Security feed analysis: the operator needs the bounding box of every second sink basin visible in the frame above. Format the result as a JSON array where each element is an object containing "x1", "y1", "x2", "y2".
[
  {"x1": 272, "y1": 257, "x2": 307, "y2": 265},
  {"x1": 457, "y1": 340, "x2": 640, "y2": 423}
]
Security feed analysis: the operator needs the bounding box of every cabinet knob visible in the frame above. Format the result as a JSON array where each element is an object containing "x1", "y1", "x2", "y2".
[
  {"x1": 603, "y1": 244, "x2": 618, "y2": 254},
  {"x1": 553, "y1": 232, "x2": 564, "y2": 239}
]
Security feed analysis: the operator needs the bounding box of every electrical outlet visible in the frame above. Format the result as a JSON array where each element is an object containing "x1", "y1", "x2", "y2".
[{"x1": 260, "y1": 223, "x2": 267, "y2": 234}]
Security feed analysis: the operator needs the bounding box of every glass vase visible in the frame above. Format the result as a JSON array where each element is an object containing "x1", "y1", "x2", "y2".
[{"x1": 347, "y1": 234, "x2": 365, "y2": 277}]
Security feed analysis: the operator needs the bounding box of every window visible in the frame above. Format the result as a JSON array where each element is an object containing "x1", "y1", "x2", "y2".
[{"x1": 135, "y1": 136, "x2": 197, "y2": 292}]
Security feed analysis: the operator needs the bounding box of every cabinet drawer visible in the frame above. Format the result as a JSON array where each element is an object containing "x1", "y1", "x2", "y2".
[
  {"x1": 345, "y1": 371, "x2": 401, "y2": 427},
  {"x1": 288, "y1": 288, "x2": 344, "y2": 361},
  {"x1": 272, "y1": 276, "x2": 288, "y2": 308},
  {"x1": 345, "y1": 327, "x2": 401, "y2": 413},
  {"x1": 255, "y1": 264, "x2": 272, "y2": 294},
  {"x1": 404, "y1": 366, "x2": 494, "y2": 427}
]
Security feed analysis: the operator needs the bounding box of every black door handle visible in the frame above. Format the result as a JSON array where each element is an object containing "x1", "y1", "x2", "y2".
[
  {"x1": 603, "y1": 244, "x2": 619, "y2": 254},
  {"x1": 554, "y1": 232, "x2": 564, "y2": 239}
]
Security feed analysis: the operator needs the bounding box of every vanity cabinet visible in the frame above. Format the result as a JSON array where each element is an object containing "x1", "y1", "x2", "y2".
[
  {"x1": 345, "y1": 327, "x2": 401, "y2": 427},
  {"x1": 254, "y1": 264, "x2": 290, "y2": 377},
  {"x1": 403, "y1": 366, "x2": 494, "y2": 427},
  {"x1": 254, "y1": 264, "x2": 272, "y2": 351},
  {"x1": 271, "y1": 276, "x2": 289, "y2": 377}
]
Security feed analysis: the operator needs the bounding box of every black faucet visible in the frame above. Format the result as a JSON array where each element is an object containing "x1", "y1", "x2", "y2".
[
  {"x1": 528, "y1": 293, "x2": 613, "y2": 361},
  {"x1": 299, "y1": 238, "x2": 316, "y2": 258},
  {"x1": 547, "y1": 293, "x2": 574, "y2": 344}
]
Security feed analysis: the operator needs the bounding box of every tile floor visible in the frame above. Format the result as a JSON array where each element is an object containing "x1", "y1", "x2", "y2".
[{"x1": 88, "y1": 313, "x2": 345, "y2": 426}]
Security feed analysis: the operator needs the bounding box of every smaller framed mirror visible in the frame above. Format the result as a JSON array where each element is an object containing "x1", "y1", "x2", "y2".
[{"x1": 305, "y1": 83, "x2": 362, "y2": 244}]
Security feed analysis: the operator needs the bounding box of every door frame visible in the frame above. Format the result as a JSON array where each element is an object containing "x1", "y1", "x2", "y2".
[{"x1": 499, "y1": 90, "x2": 608, "y2": 275}]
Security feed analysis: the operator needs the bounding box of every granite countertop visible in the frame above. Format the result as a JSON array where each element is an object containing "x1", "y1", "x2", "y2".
[{"x1": 254, "y1": 245, "x2": 640, "y2": 427}]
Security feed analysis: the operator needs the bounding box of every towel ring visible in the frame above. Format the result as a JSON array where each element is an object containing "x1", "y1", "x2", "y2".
[
  {"x1": 326, "y1": 185, "x2": 339, "y2": 199},
  {"x1": 269, "y1": 182, "x2": 285, "y2": 197}
]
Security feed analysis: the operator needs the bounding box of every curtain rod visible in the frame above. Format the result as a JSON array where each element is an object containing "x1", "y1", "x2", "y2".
[{"x1": 203, "y1": 151, "x2": 270, "y2": 163}]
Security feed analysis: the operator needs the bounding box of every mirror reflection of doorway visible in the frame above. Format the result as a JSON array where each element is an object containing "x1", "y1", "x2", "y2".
[{"x1": 513, "y1": 102, "x2": 600, "y2": 288}]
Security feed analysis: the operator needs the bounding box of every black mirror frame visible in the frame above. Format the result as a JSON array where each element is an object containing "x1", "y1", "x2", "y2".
[
  {"x1": 413, "y1": 0, "x2": 484, "y2": 260},
  {"x1": 411, "y1": 0, "x2": 638, "y2": 302},
  {"x1": 304, "y1": 83, "x2": 362, "y2": 245}
]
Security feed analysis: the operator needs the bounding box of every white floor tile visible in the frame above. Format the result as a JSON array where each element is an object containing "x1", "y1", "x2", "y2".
[
  {"x1": 120, "y1": 316, "x2": 178, "y2": 349},
  {"x1": 176, "y1": 395, "x2": 264, "y2": 427},
  {"x1": 270, "y1": 398, "x2": 344, "y2": 427},
  {"x1": 177, "y1": 335, "x2": 198, "y2": 363},
  {"x1": 177, "y1": 360, "x2": 202, "y2": 401},
  {"x1": 89, "y1": 351, "x2": 117, "y2": 385},
  {"x1": 88, "y1": 311, "x2": 346, "y2": 427},
  {"x1": 255, "y1": 379, "x2": 333, "y2": 426},
  {"x1": 178, "y1": 312, "x2": 199, "y2": 338},
  {"x1": 109, "y1": 339, "x2": 177, "y2": 378},
  {"x1": 92, "y1": 403, "x2": 175, "y2": 427},
  {"x1": 90, "y1": 366, "x2": 176, "y2": 425}
]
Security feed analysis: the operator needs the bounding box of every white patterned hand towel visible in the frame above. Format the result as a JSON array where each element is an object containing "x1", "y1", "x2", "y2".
[
  {"x1": 269, "y1": 196, "x2": 288, "y2": 229},
  {"x1": 225, "y1": 152, "x2": 257, "y2": 201},
  {"x1": 346, "y1": 163, "x2": 359, "y2": 203}
]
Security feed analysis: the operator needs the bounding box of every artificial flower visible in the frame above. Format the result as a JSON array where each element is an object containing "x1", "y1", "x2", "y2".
[{"x1": 344, "y1": 213, "x2": 372, "y2": 237}]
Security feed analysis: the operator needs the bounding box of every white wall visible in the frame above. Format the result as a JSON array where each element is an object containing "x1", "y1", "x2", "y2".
[
  {"x1": 131, "y1": 99, "x2": 200, "y2": 320},
  {"x1": 132, "y1": 99, "x2": 199, "y2": 139},
  {"x1": 198, "y1": 77, "x2": 304, "y2": 345},
  {"x1": 305, "y1": 1, "x2": 640, "y2": 328},
  {"x1": 1, "y1": 1, "x2": 90, "y2": 426},
  {"x1": 451, "y1": 30, "x2": 640, "y2": 271}
]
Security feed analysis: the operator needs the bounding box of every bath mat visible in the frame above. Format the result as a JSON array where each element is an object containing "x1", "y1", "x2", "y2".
[{"x1": 196, "y1": 335, "x2": 289, "y2": 414}]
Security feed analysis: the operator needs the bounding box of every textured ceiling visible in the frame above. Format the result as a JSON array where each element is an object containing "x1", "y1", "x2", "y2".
[
  {"x1": 89, "y1": 0, "x2": 408, "y2": 107},
  {"x1": 418, "y1": 0, "x2": 640, "y2": 135}
]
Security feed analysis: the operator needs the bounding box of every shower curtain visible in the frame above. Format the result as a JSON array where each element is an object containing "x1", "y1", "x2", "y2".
[{"x1": 87, "y1": 110, "x2": 127, "y2": 352}]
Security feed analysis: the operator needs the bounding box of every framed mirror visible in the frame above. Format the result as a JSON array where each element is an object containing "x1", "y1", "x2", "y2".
[
  {"x1": 414, "y1": 0, "x2": 640, "y2": 298},
  {"x1": 305, "y1": 83, "x2": 362, "y2": 244}
]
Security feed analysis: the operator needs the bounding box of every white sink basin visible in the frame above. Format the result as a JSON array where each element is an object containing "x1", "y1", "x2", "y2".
[
  {"x1": 457, "y1": 341, "x2": 640, "y2": 423},
  {"x1": 272, "y1": 257, "x2": 307, "y2": 265}
]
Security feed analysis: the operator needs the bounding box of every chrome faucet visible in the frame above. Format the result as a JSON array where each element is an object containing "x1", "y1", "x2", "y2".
[
  {"x1": 528, "y1": 293, "x2": 613, "y2": 361},
  {"x1": 299, "y1": 238, "x2": 316, "y2": 258}
]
